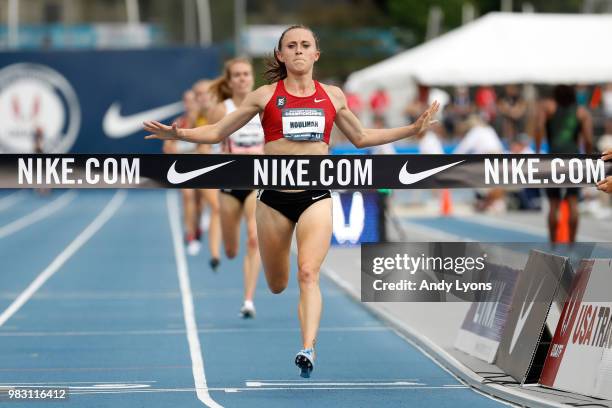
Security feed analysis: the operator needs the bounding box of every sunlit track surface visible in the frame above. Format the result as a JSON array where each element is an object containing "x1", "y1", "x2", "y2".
[{"x1": 0, "y1": 190, "x2": 508, "y2": 407}]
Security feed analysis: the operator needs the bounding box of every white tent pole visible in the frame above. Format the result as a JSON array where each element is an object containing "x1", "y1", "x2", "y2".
[
  {"x1": 462, "y1": 3, "x2": 475, "y2": 25},
  {"x1": 426, "y1": 6, "x2": 443, "y2": 40},
  {"x1": 184, "y1": 0, "x2": 196, "y2": 44},
  {"x1": 522, "y1": 2, "x2": 535, "y2": 13},
  {"x1": 8, "y1": 0, "x2": 19, "y2": 49},
  {"x1": 126, "y1": 0, "x2": 140, "y2": 25},
  {"x1": 234, "y1": 0, "x2": 246, "y2": 56},
  {"x1": 196, "y1": 0, "x2": 212, "y2": 46}
]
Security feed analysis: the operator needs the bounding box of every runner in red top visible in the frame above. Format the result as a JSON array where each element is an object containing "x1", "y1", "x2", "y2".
[
  {"x1": 261, "y1": 79, "x2": 336, "y2": 144},
  {"x1": 144, "y1": 24, "x2": 439, "y2": 378}
]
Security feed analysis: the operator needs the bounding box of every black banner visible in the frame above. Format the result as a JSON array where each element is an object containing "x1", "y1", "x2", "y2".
[{"x1": 0, "y1": 154, "x2": 609, "y2": 189}]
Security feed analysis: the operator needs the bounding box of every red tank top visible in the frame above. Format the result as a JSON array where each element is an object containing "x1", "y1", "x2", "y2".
[{"x1": 262, "y1": 80, "x2": 336, "y2": 144}]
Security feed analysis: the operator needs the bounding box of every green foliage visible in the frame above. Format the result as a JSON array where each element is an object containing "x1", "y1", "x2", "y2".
[{"x1": 386, "y1": 0, "x2": 583, "y2": 43}]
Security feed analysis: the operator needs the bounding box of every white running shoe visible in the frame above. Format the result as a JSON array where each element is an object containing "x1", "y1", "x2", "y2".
[
  {"x1": 186, "y1": 240, "x2": 201, "y2": 256},
  {"x1": 240, "y1": 300, "x2": 256, "y2": 319}
]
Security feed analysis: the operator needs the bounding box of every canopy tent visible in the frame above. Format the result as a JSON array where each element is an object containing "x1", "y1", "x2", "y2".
[{"x1": 346, "y1": 12, "x2": 612, "y2": 93}]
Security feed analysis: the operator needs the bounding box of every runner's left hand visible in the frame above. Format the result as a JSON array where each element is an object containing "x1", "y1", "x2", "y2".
[
  {"x1": 414, "y1": 101, "x2": 440, "y2": 136},
  {"x1": 143, "y1": 121, "x2": 183, "y2": 141},
  {"x1": 597, "y1": 176, "x2": 612, "y2": 194}
]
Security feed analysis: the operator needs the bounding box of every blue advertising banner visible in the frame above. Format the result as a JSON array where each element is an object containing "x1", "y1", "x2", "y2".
[
  {"x1": 331, "y1": 191, "x2": 382, "y2": 245},
  {"x1": 0, "y1": 47, "x2": 220, "y2": 154}
]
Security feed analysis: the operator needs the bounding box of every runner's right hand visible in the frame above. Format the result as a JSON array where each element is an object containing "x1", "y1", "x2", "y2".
[{"x1": 143, "y1": 121, "x2": 183, "y2": 141}]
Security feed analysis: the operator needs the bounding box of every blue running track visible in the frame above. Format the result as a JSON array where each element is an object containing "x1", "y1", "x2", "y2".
[{"x1": 0, "y1": 190, "x2": 508, "y2": 407}]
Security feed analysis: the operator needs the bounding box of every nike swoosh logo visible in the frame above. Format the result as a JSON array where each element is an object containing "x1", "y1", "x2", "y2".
[
  {"x1": 103, "y1": 101, "x2": 184, "y2": 138},
  {"x1": 312, "y1": 193, "x2": 328, "y2": 200},
  {"x1": 167, "y1": 160, "x2": 234, "y2": 184},
  {"x1": 314, "y1": 98, "x2": 326, "y2": 103},
  {"x1": 398, "y1": 160, "x2": 464, "y2": 185},
  {"x1": 508, "y1": 278, "x2": 545, "y2": 354}
]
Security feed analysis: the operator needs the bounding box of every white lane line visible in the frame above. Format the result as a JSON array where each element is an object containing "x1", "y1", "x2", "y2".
[
  {"x1": 69, "y1": 384, "x2": 151, "y2": 390},
  {"x1": 0, "y1": 191, "x2": 77, "y2": 239},
  {"x1": 0, "y1": 287, "x2": 343, "y2": 300},
  {"x1": 0, "y1": 326, "x2": 388, "y2": 337},
  {"x1": 246, "y1": 381, "x2": 424, "y2": 387},
  {"x1": 167, "y1": 191, "x2": 222, "y2": 408},
  {"x1": 0, "y1": 190, "x2": 126, "y2": 328},
  {"x1": 0, "y1": 190, "x2": 26, "y2": 212},
  {"x1": 0, "y1": 381, "x2": 156, "y2": 385},
  {"x1": 246, "y1": 378, "x2": 421, "y2": 382},
  {"x1": 66, "y1": 385, "x2": 474, "y2": 395}
]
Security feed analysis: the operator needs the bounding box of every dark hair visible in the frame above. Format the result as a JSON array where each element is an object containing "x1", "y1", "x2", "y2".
[
  {"x1": 553, "y1": 85, "x2": 576, "y2": 107},
  {"x1": 264, "y1": 24, "x2": 320, "y2": 84},
  {"x1": 208, "y1": 58, "x2": 252, "y2": 102}
]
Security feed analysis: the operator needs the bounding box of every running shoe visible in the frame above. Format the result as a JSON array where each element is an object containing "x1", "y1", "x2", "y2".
[
  {"x1": 239, "y1": 301, "x2": 256, "y2": 319},
  {"x1": 186, "y1": 240, "x2": 201, "y2": 256},
  {"x1": 295, "y1": 348, "x2": 315, "y2": 378},
  {"x1": 209, "y1": 257, "x2": 220, "y2": 272}
]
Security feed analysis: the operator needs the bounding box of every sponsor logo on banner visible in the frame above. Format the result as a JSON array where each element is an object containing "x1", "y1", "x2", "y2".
[
  {"x1": 399, "y1": 160, "x2": 464, "y2": 185},
  {"x1": 509, "y1": 278, "x2": 546, "y2": 354},
  {"x1": 331, "y1": 191, "x2": 380, "y2": 245},
  {"x1": 540, "y1": 259, "x2": 612, "y2": 400},
  {"x1": 103, "y1": 101, "x2": 183, "y2": 139},
  {"x1": 495, "y1": 250, "x2": 568, "y2": 383},
  {"x1": 0, "y1": 154, "x2": 608, "y2": 189},
  {"x1": 166, "y1": 160, "x2": 234, "y2": 184},
  {"x1": 253, "y1": 158, "x2": 373, "y2": 188},
  {"x1": 332, "y1": 191, "x2": 365, "y2": 244},
  {"x1": 0, "y1": 64, "x2": 80, "y2": 153},
  {"x1": 455, "y1": 263, "x2": 519, "y2": 363},
  {"x1": 484, "y1": 158, "x2": 606, "y2": 186}
]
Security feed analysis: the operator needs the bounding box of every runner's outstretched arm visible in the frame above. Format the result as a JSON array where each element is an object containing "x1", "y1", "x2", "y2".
[
  {"x1": 331, "y1": 87, "x2": 439, "y2": 148},
  {"x1": 144, "y1": 88, "x2": 264, "y2": 144}
]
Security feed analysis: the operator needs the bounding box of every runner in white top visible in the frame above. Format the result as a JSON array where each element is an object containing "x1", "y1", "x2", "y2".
[{"x1": 207, "y1": 58, "x2": 264, "y2": 318}]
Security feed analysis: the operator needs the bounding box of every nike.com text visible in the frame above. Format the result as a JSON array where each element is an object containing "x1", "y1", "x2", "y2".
[
  {"x1": 254, "y1": 158, "x2": 372, "y2": 187},
  {"x1": 485, "y1": 158, "x2": 605, "y2": 185},
  {"x1": 18, "y1": 158, "x2": 140, "y2": 185}
]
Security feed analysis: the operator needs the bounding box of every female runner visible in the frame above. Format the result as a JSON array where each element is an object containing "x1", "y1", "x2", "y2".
[
  {"x1": 163, "y1": 89, "x2": 203, "y2": 256},
  {"x1": 207, "y1": 58, "x2": 264, "y2": 318},
  {"x1": 145, "y1": 25, "x2": 439, "y2": 377},
  {"x1": 192, "y1": 80, "x2": 222, "y2": 270}
]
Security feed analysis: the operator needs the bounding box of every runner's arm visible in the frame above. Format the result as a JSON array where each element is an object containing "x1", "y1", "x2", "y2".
[
  {"x1": 144, "y1": 90, "x2": 263, "y2": 144},
  {"x1": 331, "y1": 87, "x2": 439, "y2": 148}
]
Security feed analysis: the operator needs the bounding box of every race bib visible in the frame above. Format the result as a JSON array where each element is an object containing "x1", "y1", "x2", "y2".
[{"x1": 281, "y1": 108, "x2": 325, "y2": 141}]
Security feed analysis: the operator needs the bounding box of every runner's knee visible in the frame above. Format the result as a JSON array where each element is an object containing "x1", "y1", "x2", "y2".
[
  {"x1": 247, "y1": 232, "x2": 258, "y2": 250},
  {"x1": 182, "y1": 190, "x2": 195, "y2": 200},
  {"x1": 297, "y1": 263, "x2": 320, "y2": 288},
  {"x1": 225, "y1": 246, "x2": 238, "y2": 259},
  {"x1": 268, "y1": 279, "x2": 288, "y2": 294}
]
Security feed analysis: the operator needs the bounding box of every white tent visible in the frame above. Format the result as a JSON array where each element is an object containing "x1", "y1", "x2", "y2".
[{"x1": 346, "y1": 12, "x2": 612, "y2": 93}]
